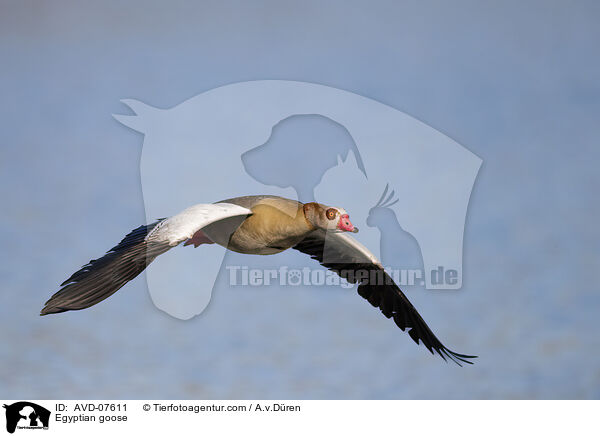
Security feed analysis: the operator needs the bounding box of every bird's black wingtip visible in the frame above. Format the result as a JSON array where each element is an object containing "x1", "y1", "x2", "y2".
[
  {"x1": 440, "y1": 348, "x2": 478, "y2": 366},
  {"x1": 40, "y1": 299, "x2": 70, "y2": 316},
  {"x1": 39, "y1": 306, "x2": 63, "y2": 316}
]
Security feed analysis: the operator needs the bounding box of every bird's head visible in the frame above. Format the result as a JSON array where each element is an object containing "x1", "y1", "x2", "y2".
[{"x1": 303, "y1": 202, "x2": 358, "y2": 233}]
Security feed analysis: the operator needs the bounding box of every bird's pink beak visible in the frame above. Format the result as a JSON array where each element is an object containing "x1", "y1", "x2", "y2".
[{"x1": 338, "y1": 214, "x2": 358, "y2": 233}]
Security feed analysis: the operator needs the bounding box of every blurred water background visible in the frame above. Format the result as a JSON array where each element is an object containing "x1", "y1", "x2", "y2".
[{"x1": 1, "y1": 0, "x2": 599, "y2": 399}]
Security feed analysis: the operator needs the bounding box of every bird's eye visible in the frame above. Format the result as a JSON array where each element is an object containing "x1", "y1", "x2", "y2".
[{"x1": 326, "y1": 208, "x2": 337, "y2": 220}]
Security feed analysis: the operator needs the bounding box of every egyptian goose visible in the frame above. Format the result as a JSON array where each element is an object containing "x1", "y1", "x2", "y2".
[{"x1": 41, "y1": 195, "x2": 476, "y2": 365}]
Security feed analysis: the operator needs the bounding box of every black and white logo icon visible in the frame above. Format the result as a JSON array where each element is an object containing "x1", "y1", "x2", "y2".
[{"x1": 3, "y1": 402, "x2": 50, "y2": 434}]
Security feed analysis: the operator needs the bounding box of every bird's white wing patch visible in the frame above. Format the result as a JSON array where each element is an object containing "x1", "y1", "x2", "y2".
[
  {"x1": 146, "y1": 203, "x2": 252, "y2": 246},
  {"x1": 328, "y1": 231, "x2": 383, "y2": 267},
  {"x1": 306, "y1": 229, "x2": 383, "y2": 267}
]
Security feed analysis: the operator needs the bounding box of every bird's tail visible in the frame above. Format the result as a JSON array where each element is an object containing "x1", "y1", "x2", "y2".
[{"x1": 40, "y1": 220, "x2": 167, "y2": 315}]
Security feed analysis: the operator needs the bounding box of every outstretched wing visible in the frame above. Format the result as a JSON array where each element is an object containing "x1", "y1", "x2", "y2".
[
  {"x1": 41, "y1": 203, "x2": 252, "y2": 315},
  {"x1": 292, "y1": 229, "x2": 476, "y2": 365},
  {"x1": 144, "y1": 203, "x2": 252, "y2": 246}
]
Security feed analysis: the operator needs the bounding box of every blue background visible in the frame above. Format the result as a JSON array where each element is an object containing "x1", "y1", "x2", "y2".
[{"x1": 1, "y1": 0, "x2": 599, "y2": 398}]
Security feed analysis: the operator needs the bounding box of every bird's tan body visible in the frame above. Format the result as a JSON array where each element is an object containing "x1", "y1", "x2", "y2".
[{"x1": 204, "y1": 195, "x2": 315, "y2": 255}]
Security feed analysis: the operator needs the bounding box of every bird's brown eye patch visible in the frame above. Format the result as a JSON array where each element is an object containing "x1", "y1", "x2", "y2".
[{"x1": 326, "y1": 208, "x2": 337, "y2": 220}]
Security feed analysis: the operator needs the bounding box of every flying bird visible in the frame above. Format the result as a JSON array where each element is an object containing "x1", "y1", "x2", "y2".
[{"x1": 41, "y1": 195, "x2": 476, "y2": 365}]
